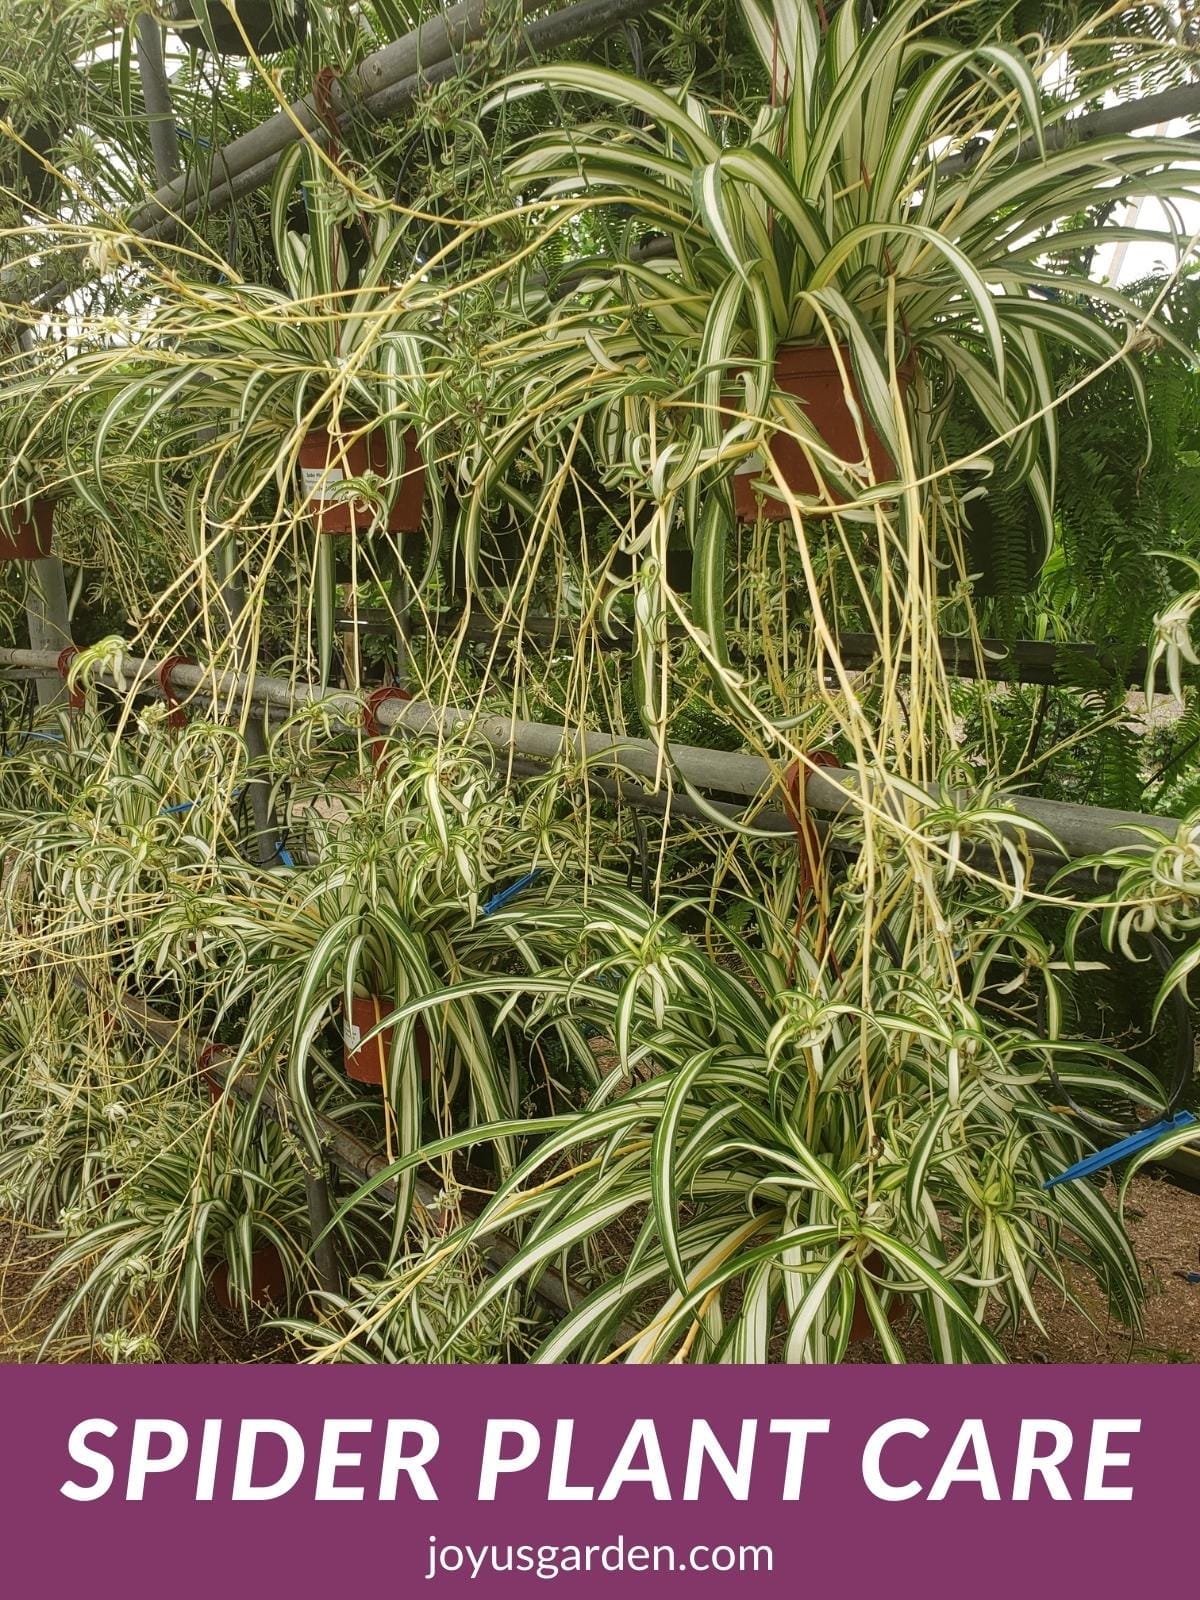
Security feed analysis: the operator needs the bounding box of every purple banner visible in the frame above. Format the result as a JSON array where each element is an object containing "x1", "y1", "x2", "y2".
[{"x1": 0, "y1": 1364, "x2": 1188, "y2": 1595}]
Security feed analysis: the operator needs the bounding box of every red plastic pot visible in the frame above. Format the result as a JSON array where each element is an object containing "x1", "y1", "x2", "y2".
[
  {"x1": 0, "y1": 497, "x2": 54, "y2": 561},
  {"x1": 210, "y1": 1244, "x2": 286, "y2": 1312},
  {"x1": 298, "y1": 426, "x2": 425, "y2": 535},
  {"x1": 732, "y1": 343, "x2": 909, "y2": 521},
  {"x1": 343, "y1": 993, "x2": 432, "y2": 1086}
]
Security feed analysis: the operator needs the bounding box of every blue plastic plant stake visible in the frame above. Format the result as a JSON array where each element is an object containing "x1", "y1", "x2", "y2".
[
  {"x1": 160, "y1": 785, "x2": 243, "y2": 818},
  {"x1": 481, "y1": 869, "x2": 543, "y2": 917},
  {"x1": 1042, "y1": 1110, "x2": 1196, "y2": 1190}
]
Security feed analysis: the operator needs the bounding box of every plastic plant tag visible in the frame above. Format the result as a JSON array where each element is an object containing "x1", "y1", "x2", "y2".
[{"x1": 300, "y1": 464, "x2": 345, "y2": 500}]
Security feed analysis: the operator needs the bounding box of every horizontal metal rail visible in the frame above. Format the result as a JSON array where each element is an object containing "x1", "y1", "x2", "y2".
[{"x1": 0, "y1": 644, "x2": 1184, "y2": 860}]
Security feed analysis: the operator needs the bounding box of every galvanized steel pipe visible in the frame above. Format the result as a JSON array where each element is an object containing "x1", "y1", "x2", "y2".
[{"x1": 0, "y1": 645, "x2": 1181, "y2": 860}]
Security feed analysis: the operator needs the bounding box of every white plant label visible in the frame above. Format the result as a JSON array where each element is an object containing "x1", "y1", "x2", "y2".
[
  {"x1": 344, "y1": 1021, "x2": 362, "y2": 1050},
  {"x1": 735, "y1": 451, "x2": 765, "y2": 477},
  {"x1": 300, "y1": 465, "x2": 345, "y2": 500}
]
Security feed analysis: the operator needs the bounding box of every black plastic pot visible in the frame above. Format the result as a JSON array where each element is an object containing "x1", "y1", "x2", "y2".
[
  {"x1": 0, "y1": 103, "x2": 61, "y2": 211},
  {"x1": 165, "y1": 0, "x2": 306, "y2": 56},
  {"x1": 607, "y1": 544, "x2": 693, "y2": 592},
  {"x1": 962, "y1": 483, "x2": 1042, "y2": 601}
]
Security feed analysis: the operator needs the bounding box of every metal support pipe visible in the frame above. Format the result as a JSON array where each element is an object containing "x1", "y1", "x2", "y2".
[
  {"x1": 11, "y1": 0, "x2": 666, "y2": 368},
  {"x1": 135, "y1": 14, "x2": 181, "y2": 185},
  {"x1": 23, "y1": 560, "x2": 72, "y2": 711},
  {"x1": 133, "y1": 0, "x2": 504, "y2": 230},
  {"x1": 941, "y1": 80, "x2": 1200, "y2": 178},
  {"x1": 0, "y1": 644, "x2": 1184, "y2": 859},
  {"x1": 130, "y1": 0, "x2": 657, "y2": 242},
  {"x1": 7, "y1": 0, "x2": 663, "y2": 316}
]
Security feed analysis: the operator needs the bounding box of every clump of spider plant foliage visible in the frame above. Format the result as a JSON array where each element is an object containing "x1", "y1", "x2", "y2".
[
  {"x1": 278, "y1": 1232, "x2": 551, "y2": 1366},
  {"x1": 301, "y1": 827, "x2": 1170, "y2": 1363},
  {"x1": 191, "y1": 726, "x2": 625, "y2": 1196},
  {"x1": 0, "y1": 962, "x2": 325, "y2": 1359},
  {"x1": 1, "y1": 0, "x2": 1199, "y2": 1368},
  {"x1": 2, "y1": 655, "x2": 1196, "y2": 1361}
]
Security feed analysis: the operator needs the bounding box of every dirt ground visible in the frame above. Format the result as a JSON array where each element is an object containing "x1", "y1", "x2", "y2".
[
  {"x1": 1, "y1": 1172, "x2": 1196, "y2": 1364},
  {"x1": 1005, "y1": 1172, "x2": 1200, "y2": 1364},
  {"x1": 0, "y1": 1220, "x2": 284, "y2": 1363}
]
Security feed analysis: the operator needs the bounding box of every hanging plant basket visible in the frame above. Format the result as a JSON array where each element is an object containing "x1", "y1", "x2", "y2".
[
  {"x1": 210, "y1": 1244, "x2": 286, "y2": 1311},
  {"x1": 665, "y1": 547, "x2": 693, "y2": 592},
  {"x1": 298, "y1": 426, "x2": 425, "y2": 535},
  {"x1": 164, "y1": 0, "x2": 306, "y2": 56},
  {"x1": 733, "y1": 343, "x2": 910, "y2": 522},
  {"x1": 0, "y1": 497, "x2": 54, "y2": 561},
  {"x1": 343, "y1": 993, "x2": 431, "y2": 1087}
]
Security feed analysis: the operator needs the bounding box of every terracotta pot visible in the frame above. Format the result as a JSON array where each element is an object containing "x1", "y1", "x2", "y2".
[
  {"x1": 298, "y1": 426, "x2": 425, "y2": 535},
  {"x1": 732, "y1": 343, "x2": 909, "y2": 521},
  {"x1": 210, "y1": 1244, "x2": 286, "y2": 1311},
  {"x1": 0, "y1": 497, "x2": 54, "y2": 561},
  {"x1": 197, "y1": 1042, "x2": 232, "y2": 1105},
  {"x1": 363, "y1": 684, "x2": 412, "y2": 767},
  {"x1": 343, "y1": 993, "x2": 432, "y2": 1086},
  {"x1": 849, "y1": 1249, "x2": 904, "y2": 1341}
]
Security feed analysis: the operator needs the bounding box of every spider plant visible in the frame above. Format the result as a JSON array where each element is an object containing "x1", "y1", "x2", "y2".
[
  {"x1": 0, "y1": 377, "x2": 74, "y2": 558},
  {"x1": 1064, "y1": 805, "x2": 1200, "y2": 1020},
  {"x1": 0, "y1": 710, "x2": 257, "y2": 980},
  {"x1": 55, "y1": 141, "x2": 442, "y2": 684},
  {"x1": 30, "y1": 1079, "x2": 316, "y2": 1353},
  {"x1": 279, "y1": 1232, "x2": 550, "y2": 1364},
  {"x1": 0, "y1": 0, "x2": 159, "y2": 215},
  {"x1": 329, "y1": 881, "x2": 1154, "y2": 1363},
  {"x1": 0, "y1": 958, "x2": 327, "y2": 1353},
  {"x1": 0, "y1": 965, "x2": 121, "y2": 1228},
  {"x1": 193, "y1": 733, "x2": 614, "y2": 1223},
  {"x1": 476, "y1": 0, "x2": 1199, "y2": 645}
]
